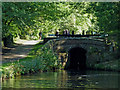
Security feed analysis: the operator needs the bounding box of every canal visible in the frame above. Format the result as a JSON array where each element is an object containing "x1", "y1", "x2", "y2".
[{"x1": 2, "y1": 70, "x2": 120, "y2": 89}]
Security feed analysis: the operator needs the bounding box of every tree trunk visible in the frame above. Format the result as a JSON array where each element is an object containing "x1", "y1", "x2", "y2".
[
  {"x1": 117, "y1": 46, "x2": 120, "y2": 59},
  {"x1": 2, "y1": 34, "x2": 14, "y2": 47}
]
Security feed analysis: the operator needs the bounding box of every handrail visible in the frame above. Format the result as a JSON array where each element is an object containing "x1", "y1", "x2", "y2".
[{"x1": 55, "y1": 34, "x2": 101, "y2": 37}]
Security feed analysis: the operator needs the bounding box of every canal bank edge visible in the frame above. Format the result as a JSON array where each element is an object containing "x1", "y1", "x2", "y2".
[{"x1": 1, "y1": 39, "x2": 120, "y2": 79}]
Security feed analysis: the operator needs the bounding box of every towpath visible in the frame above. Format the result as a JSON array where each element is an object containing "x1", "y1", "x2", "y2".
[{"x1": 2, "y1": 39, "x2": 41, "y2": 63}]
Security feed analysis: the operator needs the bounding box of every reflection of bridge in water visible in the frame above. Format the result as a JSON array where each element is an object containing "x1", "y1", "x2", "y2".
[{"x1": 43, "y1": 35, "x2": 108, "y2": 70}]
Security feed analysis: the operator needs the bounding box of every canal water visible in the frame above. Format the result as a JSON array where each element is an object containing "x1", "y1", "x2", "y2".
[{"x1": 2, "y1": 70, "x2": 120, "y2": 89}]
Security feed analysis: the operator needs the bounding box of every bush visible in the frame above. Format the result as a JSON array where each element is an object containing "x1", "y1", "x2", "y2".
[{"x1": 2, "y1": 42, "x2": 61, "y2": 79}]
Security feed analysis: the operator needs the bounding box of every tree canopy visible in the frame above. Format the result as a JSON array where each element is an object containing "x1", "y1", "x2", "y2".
[{"x1": 2, "y1": 2, "x2": 119, "y2": 50}]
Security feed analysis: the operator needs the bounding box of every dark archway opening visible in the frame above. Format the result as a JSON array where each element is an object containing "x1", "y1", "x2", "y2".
[{"x1": 65, "y1": 47, "x2": 87, "y2": 70}]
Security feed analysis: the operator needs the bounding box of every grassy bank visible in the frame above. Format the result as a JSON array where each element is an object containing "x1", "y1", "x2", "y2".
[
  {"x1": 93, "y1": 59, "x2": 120, "y2": 71},
  {"x1": 1, "y1": 42, "x2": 62, "y2": 79},
  {"x1": 1, "y1": 41, "x2": 120, "y2": 79}
]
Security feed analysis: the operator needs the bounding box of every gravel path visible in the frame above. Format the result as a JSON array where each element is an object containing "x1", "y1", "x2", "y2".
[{"x1": 2, "y1": 39, "x2": 41, "y2": 63}]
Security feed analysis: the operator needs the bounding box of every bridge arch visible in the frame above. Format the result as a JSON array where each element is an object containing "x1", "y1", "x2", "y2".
[
  {"x1": 44, "y1": 37, "x2": 107, "y2": 70},
  {"x1": 65, "y1": 47, "x2": 87, "y2": 70}
]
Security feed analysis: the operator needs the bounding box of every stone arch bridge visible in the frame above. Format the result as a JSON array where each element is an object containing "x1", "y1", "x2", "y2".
[{"x1": 43, "y1": 37, "x2": 109, "y2": 70}]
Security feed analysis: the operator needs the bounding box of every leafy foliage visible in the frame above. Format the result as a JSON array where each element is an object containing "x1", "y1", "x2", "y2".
[
  {"x1": 2, "y1": 2, "x2": 120, "y2": 79},
  {"x1": 86, "y1": 2, "x2": 120, "y2": 54},
  {"x1": 2, "y1": 2, "x2": 100, "y2": 44},
  {"x1": 2, "y1": 43, "x2": 61, "y2": 79}
]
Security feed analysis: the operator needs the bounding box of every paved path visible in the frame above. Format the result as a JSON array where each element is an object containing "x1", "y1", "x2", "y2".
[{"x1": 2, "y1": 39, "x2": 41, "y2": 63}]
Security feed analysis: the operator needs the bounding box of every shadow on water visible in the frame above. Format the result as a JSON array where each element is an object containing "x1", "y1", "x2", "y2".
[{"x1": 2, "y1": 70, "x2": 120, "y2": 89}]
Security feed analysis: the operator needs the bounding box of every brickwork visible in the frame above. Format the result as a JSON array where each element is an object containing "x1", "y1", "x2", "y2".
[{"x1": 43, "y1": 37, "x2": 109, "y2": 68}]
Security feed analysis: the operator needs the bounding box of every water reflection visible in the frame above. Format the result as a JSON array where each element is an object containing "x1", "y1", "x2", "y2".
[{"x1": 2, "y1": 70, "x2": 120, "y2": 89}]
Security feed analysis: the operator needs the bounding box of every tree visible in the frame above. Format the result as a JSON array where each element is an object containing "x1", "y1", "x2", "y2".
[
  {"x1": 86, "y1": 2, "x2": 120, "y2": 57},
  {"x1": 2, "y1": 2, "x2": 35, "y2": 46},
  {"x1": 3, "y1": 2, "x2": 119, "y2": 50}
]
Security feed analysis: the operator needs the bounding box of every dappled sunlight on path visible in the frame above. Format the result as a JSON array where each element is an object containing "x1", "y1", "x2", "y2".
[
  {"x1": 15, "y1": 39, "x2": 41, "y2": 45},
  {"x1": 2, "y1": 39, "x2": 41, "y2": 63}
]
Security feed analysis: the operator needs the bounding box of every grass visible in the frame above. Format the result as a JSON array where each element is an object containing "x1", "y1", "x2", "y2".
[
  {"x1": 93, "y1": 59, "x2": 120, "y2": 71},
  {"x1": 2, "y1": 40, "x2": 119, "y2": 79},
  {"x1": 2, "y1": 43, "x2": 43, "y2": 67},
  {"x1": 1, "y1": 42, "x2": 61, "y2": 79}
]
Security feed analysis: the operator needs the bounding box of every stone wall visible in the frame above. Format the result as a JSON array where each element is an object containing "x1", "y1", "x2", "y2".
[{"x1": 43, "y1": 37, "x2": 110, "y2": 68}]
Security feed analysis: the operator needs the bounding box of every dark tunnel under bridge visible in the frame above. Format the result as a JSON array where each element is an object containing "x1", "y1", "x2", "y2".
[
  {"x1": 65, "y1": 47, "x2": 87, "y2": 70},
  {"x1": 47, "y1": 38, "x2": 106, "y2": 70}
]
